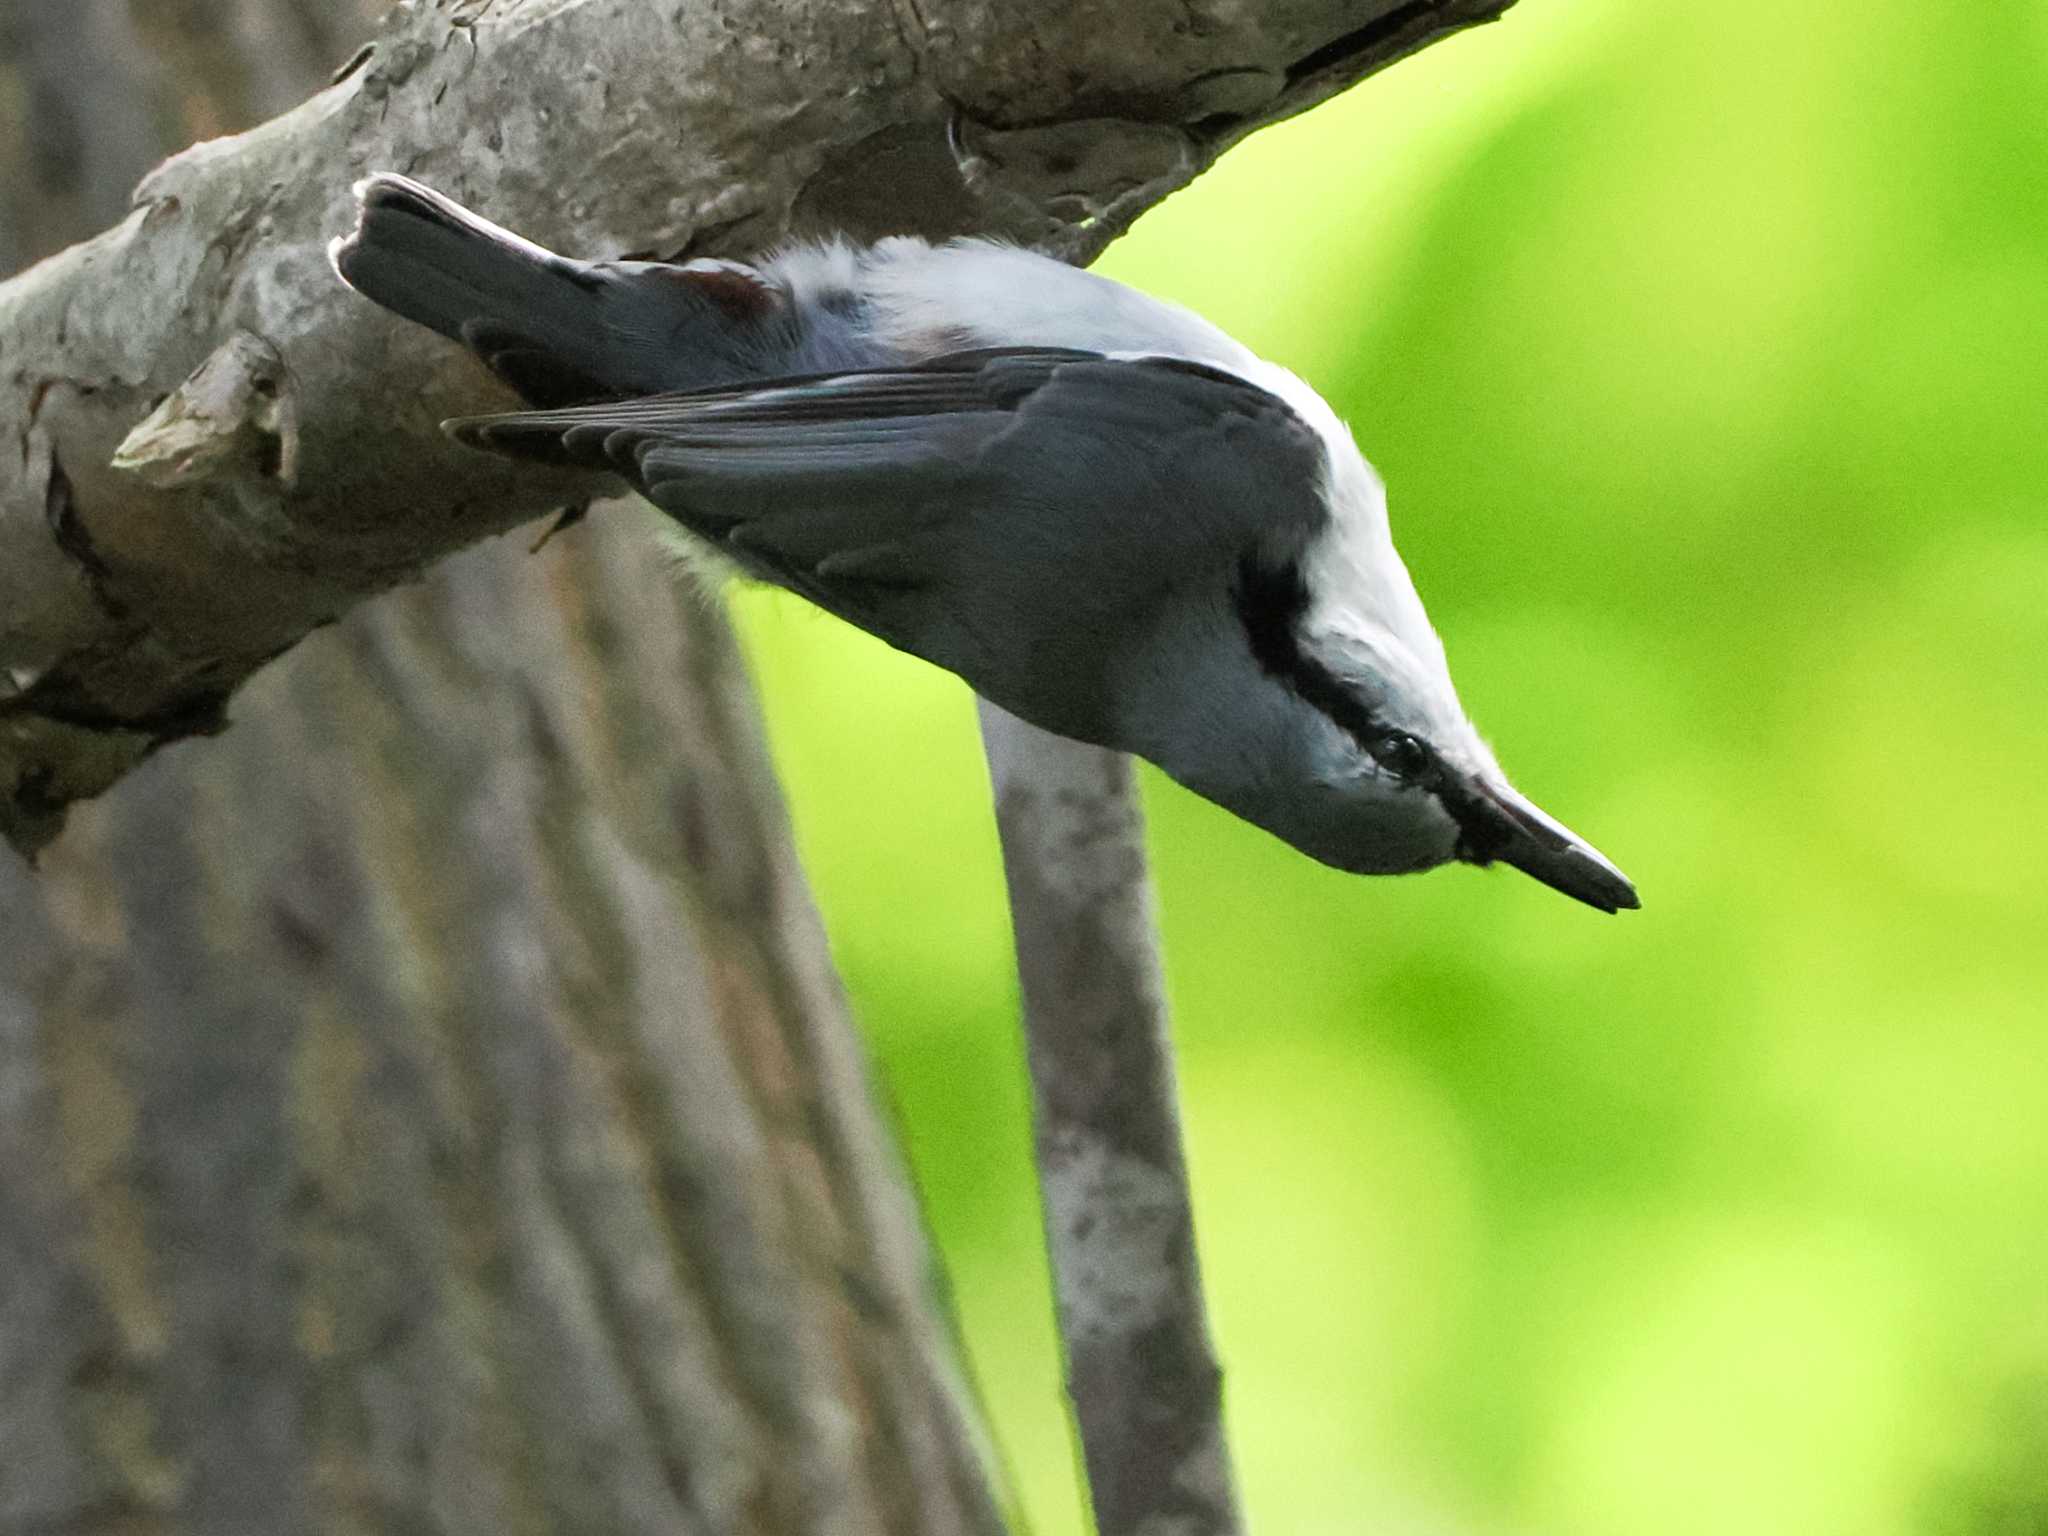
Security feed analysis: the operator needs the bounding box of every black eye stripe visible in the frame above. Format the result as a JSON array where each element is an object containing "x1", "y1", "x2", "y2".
[
  {"x1": 1232, "y1": 555, "x2": 1521, "y2": 863},
  {"x1": 1232, "y1": 555, "x2": 1445, "y2": 785},
  {"x1": 1234, "y1": 551, "x2": 1311, "y2": 681}
]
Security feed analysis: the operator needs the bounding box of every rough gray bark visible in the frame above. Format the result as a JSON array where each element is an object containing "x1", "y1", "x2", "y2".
[
  {"x1": 2, "y1": 9, "x2": 1004, "y2": 1535},
  {"x1": 0, "y1": 1, "x2": 1520, "y2": 1532},
  {"x1": 979, "y1": 703, "x2": 1234, "y2": 1536},
  {"x1": 0, "y1": 0, "x2": 1512, "y2": 854},
  {"x1": 0, "y1": 512, "x2": 1004, "y2": 1536}
]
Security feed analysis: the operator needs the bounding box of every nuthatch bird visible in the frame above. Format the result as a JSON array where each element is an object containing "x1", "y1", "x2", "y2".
[{"x1": 333, "y1": 175, "x2": 1638, "y2": 912}]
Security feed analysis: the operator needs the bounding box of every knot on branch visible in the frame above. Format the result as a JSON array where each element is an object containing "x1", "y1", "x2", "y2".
[
  {"x1": 112, "y1": 330, "x2": 298, "y2": 492},
  {"x1": 947, "y1": 116, "x2": 1197, "y2": 260}
]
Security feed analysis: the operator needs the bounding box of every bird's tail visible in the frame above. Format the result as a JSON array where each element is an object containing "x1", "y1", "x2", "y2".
[{"x1": 331, "y1": 174, "x2": 635, "y2": 407}]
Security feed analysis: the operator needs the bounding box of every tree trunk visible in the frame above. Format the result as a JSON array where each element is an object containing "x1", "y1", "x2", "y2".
[
  {"x1": 0, "y1": 11, "x2": 999, "y2": 1534},
  {"x1": 0, "y1": 1, "x2": 1517, "y2": 1531},
  {"x1": 0, "y1": 512, "x2": 1005, "y2": 1536}
]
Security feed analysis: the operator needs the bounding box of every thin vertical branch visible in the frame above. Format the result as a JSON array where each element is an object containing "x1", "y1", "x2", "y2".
[{"x1": 977, "y1": 700, "x2": 1242, "y2": 1536}]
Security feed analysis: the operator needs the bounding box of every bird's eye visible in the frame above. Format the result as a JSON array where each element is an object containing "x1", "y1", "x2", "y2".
[{"x1": 1375, "y1": 732, "x2": 1430, "y2": 781}]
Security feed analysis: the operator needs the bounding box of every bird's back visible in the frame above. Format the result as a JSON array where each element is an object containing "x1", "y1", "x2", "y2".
[{"x1": 786, "y1": 237, "x2": 1259, "y2": 372}]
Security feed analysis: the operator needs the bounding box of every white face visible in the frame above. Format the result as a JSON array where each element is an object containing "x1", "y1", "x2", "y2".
[
  {"x1": 1282, "y1": 621, "x2": 1638, "y2": 909},
  {"x1": 1291, "y1": 743, "x2": 1466, "y2": 875},
  {"x1": 1120, "y1": 598, "x2": 1473, "y2": 878},
  {"x1": 1136, "y1": 578, "x2": 1634, "y2": 904},
  {"x1": 1299, "y1": 613, "x2": 1478, "y2": 753},
  {"x1": 1276, "y1": 627, "x2": 1476, "y2": 875}
]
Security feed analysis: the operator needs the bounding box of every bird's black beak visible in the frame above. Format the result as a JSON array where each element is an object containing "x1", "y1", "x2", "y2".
[{"x1": 1456, "y1": 776, "x2": 1639, "y2": 913}]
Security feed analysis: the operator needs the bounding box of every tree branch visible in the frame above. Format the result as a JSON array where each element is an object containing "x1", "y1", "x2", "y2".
[
  {"x1": 0, "y1": 0, "x2": 1511, "y2": 856},
  {"x1": 980, "y1": 703, "x2": 1238, "y2": 1536},
  {"x1": 3, "y1": 2, "x2": 1522, "y2": 1528}
]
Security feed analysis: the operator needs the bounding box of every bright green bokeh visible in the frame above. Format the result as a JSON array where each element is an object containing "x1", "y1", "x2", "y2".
[{"x1": 732, "y1": 0, "x2": 2048, "y2": 1528}]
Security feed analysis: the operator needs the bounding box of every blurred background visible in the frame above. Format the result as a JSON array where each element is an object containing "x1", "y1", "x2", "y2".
[
  {"x1": 8, "y1": 0, "x2": 2045, "y2": 1532},
  {"x1": 733, "y1": 1, "x2": 2048, "y2": 1531}
]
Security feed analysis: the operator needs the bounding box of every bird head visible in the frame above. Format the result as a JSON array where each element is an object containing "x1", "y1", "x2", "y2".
[{"x1": 1232, "y1": 518, "x2": 1638, "y2": 914}]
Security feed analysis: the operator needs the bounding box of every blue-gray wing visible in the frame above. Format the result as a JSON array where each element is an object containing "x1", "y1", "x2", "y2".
[{"x1": 452, "y1": 348, "x2": 1330, "y2": 736}]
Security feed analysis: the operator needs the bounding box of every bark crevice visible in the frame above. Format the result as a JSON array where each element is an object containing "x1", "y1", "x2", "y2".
[{"x1": 0, "y1": 2, "x2": 1518, "y2": 1531}]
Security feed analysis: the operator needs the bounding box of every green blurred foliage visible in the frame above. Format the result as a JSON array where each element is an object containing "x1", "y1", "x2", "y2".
[{"x1": 732, "y1": 0, "x2": 2048, "y2": 1529}]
